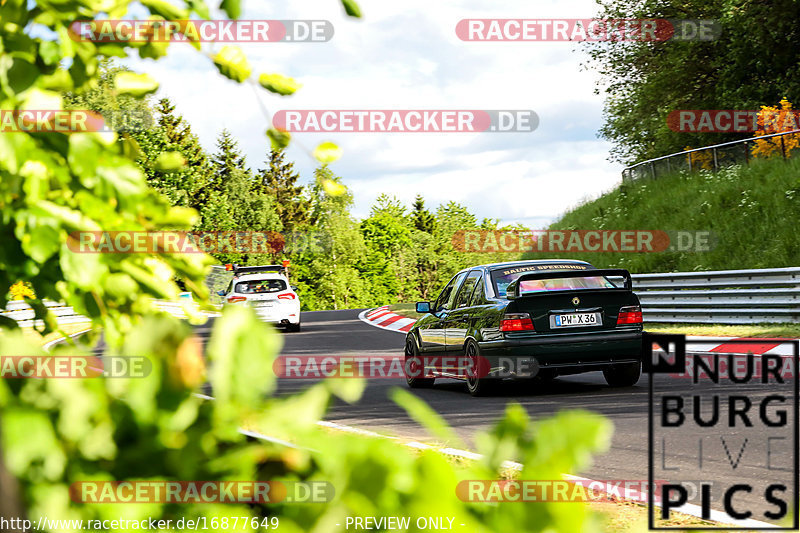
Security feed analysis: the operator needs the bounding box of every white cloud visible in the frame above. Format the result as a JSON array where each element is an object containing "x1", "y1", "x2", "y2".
[{"x1": 124, "y1": 0, "x2": 623, "y2": 226}]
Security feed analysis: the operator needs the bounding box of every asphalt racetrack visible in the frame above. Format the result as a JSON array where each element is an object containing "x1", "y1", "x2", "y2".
[{"x1": 191, "y1": 309, "x2": 797, "y2": 525}]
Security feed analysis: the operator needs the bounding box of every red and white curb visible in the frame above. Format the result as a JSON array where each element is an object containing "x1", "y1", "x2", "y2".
[
  {"x1": 685, "y1": 336, "x2": 797, "y2": 355},
  {"x1": 358, "y1": 306, "x2": 416, "y2": 333}
]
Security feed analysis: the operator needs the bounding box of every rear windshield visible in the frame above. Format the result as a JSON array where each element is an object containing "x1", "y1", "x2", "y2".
[
  {"x1": 235, "y1": 279, "x2": 287, "y2": 294},
  {"x1": 491, "y1": 266, "x2": 613, "y2": 297}
]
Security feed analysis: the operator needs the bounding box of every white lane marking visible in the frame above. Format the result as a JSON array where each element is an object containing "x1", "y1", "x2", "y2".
[
  {"x1": 192, "y1": 385, "x2": 770, "y2": 527},
  {"x1": 313, "y1": 419, "x2": 774, "y2": 528},
  {"x1": 42, "y1": 328, "x2": 93, "y2": 351},
  {"x1": 237, "y1": 428, "x2": 315, "y2": 451}
]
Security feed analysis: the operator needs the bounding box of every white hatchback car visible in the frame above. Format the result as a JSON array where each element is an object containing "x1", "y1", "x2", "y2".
[{"x1": 218, "y1": 265, "x2": 301, "y2": 331}]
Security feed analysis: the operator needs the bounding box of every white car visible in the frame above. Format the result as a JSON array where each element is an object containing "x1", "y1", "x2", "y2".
[{"x1": 218, "y1": 264, "x2": 301, "y2": 331}]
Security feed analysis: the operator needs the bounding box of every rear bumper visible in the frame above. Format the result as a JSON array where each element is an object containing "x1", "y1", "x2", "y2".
[{"x1": 478, "y1": 328, "x2": 642, "y2": 377}]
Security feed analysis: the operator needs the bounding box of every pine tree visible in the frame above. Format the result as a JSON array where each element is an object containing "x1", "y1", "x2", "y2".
[
  {"x1": 205, "y1": 130, "x2": 282, "y2": 264},
  {"x1": 411, "y1": 194, "x2": 435, "y2": 233},
  {"x1": 257, "y1": 150, "x2": 310, "y2": 233}
]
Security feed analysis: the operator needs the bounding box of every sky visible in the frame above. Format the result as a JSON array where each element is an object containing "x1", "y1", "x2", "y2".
[{"x1": 125, "y1": 0, "x2": 624, "y2": 228}]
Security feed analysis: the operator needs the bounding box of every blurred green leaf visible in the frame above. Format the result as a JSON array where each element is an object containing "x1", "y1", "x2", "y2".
[
  {"x1": 341, "y1": 0, "x2": 362, "y2": 17},
  {"x1": 212, "y1": 45, "x2": 251, "y2": 83},
  {"x1": 258, "y1": 73, "x2": 301, "y2": 95},
  {"x1": 114, "y1": 72, "x2": 159, "y2": 98},
  {"x1": 313, "y1": 141, "x2": 343, "y2": 163},
  {"x1": 139, "y1": 0, "x2": 187, "y2": 19},
  {"x1": 219, "y1": 0, "x2": 241, "y2": 19},
  {"x1": 153, "y1": 151, "x2": 187, "y2": 171},
  {"x1": 390, "y1": 387, "x2": 463, "y2": 447},
  {"x1": 266, "y1": 128, "x2": 291, "y2": 151}
]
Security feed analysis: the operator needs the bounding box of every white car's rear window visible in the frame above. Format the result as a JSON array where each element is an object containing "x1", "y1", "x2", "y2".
[{"x1": 235, "y1": 279, "x2": 287, "y2": 294}]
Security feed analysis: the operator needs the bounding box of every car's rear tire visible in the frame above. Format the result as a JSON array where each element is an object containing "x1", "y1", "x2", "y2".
[
  {"x1": 405, "y1": 336, "x2": 434, "y2": 388},
  {"x1": 465, "y1": 340, "x2": 496, "y2": 397},
  {"x1": 603, "y1": 361, "x2": 641, "y2": 387},
  {"x1": 286, "y1": 322, "x2": 301, "y2": 332}
]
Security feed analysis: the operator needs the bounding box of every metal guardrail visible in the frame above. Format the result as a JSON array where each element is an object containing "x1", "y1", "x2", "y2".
[
  {"x1": 621, "y1": 128, "x2": 800, "y2": 182},
  {"x1": 4, "y1": 268, "x2": 798, "y2": 326},
  {"x1": 633, "y1": 267, "x2": 800, "y2": 324},
  {"x1": 0, "y1": 295, "x2": 215, "y2": 328}
]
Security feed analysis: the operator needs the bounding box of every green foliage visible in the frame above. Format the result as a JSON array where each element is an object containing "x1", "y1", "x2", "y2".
[
  {"x1": 313, "y1": 141, "x2": 343, "y2": 163},
  {"x1": 585, "y1": 0, "x2": 800, "y2": 164},
  {"x1": 202, "y1": 131, "x2": 282, "y2": 264},
  {"x1": 212, "y1": 46, "x2": 252, "y2": 83},
  {"x1": 0, "y1": 1, "x2": 614, "y2": 531},
  {"x1": 341, "y1": 0, "x2": 363, "y2": 18},
  {"x1": 266, "y1": 128, "x2": 291, "y2": 151},
  {"x1": 258, "y1": 73, "x2": 301, "y2": 96},
  {"x1": 411, "y1": 194, "x2": 435, "y2": 233},
  {"x1": 114, "y1": 72, "x2": 159, "y2": 98},
  {"x1": 544, "y1": 157, "x2": 800, "y2": 272},
  {"x1": 291, "y1": 167, "x2": 371, "y2": 310},
  {"x1": 257, "y1": 150, "x2": 311, "y2": 234}
]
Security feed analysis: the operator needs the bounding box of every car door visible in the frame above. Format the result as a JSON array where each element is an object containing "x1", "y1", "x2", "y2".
[
  {"x1": 444, "y1": 270, "x2": 482, "y2": 354},
  {"x1": 418, "y1": 272, "x2": 467, "y2": 353}
]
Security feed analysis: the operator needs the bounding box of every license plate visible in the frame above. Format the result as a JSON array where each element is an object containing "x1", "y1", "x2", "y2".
[
  {"x1": 550, "y1": 312, "x2": 600, "y2": 328},
  {"x1": 253, "y1": 301, "x2": 274, "y2": 308}
]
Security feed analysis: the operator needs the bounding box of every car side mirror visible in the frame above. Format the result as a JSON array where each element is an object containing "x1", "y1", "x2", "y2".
[
  {"x1": 217, "y1": 290, "x2": 226, "y2": 296},
  {"x1": 291, "y1": 286, "x2": 297, "y2": 291},
  {"x1": 416, "y1": 302, "x2": 431, "y2": 314}
]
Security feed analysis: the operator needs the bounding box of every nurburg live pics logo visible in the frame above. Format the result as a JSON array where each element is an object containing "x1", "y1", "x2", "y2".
[{"x1": 645, "y1": 333, "x2": 800, "y2": 529}]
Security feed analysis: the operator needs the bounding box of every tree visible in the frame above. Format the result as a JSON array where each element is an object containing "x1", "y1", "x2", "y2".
[
  {"x1": 411, "y1": 194, "x2": 435, "y2": 233},
  {"x1": 205, "y1": 130, "x2": 282, "y2": 264},
  {"x1": 0, "y1": 0, "x2": 614, "y2": 530},
  {"x1": 361, "y1": 194, "x2": 413, "y2": 303},
  {"x1": 292, "y1": 166, "x2": 371, "y2": 309},
  {"x1": 132, "y1": 98, "x2": 215, "y2": 212},
  {"x1": 585, "y1": 0, "x2": 800, "y2": 164},
  {"x1": 257, "y1": 150, "x2": 311, "y2": 233}
]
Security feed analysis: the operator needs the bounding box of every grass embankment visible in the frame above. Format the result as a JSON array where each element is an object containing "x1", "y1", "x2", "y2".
[{"x1": 539, "y1": 156, "x2": 800, "y2": 273}]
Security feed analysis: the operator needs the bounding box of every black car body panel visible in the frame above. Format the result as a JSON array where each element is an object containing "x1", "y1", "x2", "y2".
[{"x1": 410, "y1": 260, "x2": 643, "y2": 380}]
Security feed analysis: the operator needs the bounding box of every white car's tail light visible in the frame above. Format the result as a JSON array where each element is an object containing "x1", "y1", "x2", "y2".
[
  {"x1": 227, "y1": 296, "x2": 247, "y2": 303},
  {"x1": 500, "y1": 313, "x2": 535, "y2": 332},
  {"x1": 278, "y1": 292, "x2": 296, "y2": 300},
  {"x1": 617, "y1": 305, "x2": 643, "y2": 325}
]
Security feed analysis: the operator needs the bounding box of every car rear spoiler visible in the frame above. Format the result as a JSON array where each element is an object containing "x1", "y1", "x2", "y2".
[
  {"x1": 226, "y1": 264, "x2": 287, "y2": 277},
  {"x1": 505, "y1": 268, "x2": 633, "y2": 299}
]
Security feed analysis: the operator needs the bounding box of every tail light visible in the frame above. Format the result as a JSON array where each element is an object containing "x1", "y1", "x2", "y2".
[
  {"x1": 617, "y1": 305, "x2": 643, "y2": 325},
  {"x1": 227, "y1": 296, "x2": 246, "y2": 303},
  {"x1": 500, "y1": 313, "x2": 535, "y2": 332},
  {"x1": 278, "y1": 292, "x2": 296, "y2": 300}
]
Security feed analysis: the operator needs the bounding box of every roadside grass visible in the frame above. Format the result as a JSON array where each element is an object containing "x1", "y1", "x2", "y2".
[
  {"x1": 539, "y1": 156, "x2": 800, "y2": 273},
  {"x1": 385, "y1": 302, "x2": 424, "y2": 320},
  {"x1": 646, "y1": 322, "x2": 800, "y2": 338}
]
